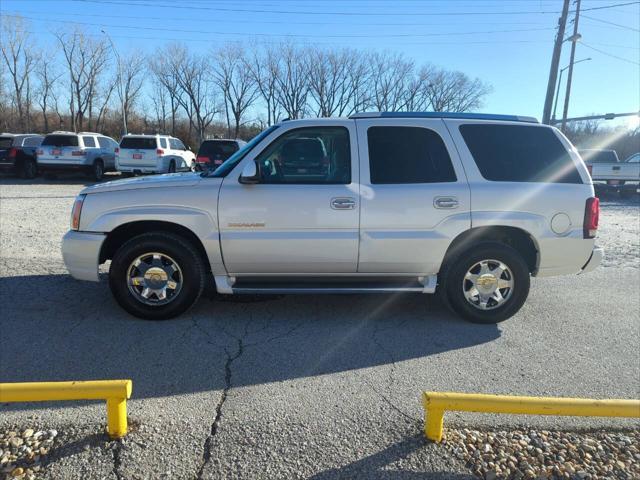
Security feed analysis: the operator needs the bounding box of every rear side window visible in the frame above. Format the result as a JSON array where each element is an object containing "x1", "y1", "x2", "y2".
[
  {"x1": 460, "y1": 124, "x2": 582, "y2": 183},
  {"x1": 82, "y1": 136, "x2": 96, "y2": 148},
  {"x1": 0, "y1": 137, "x2": 15, "y2": 148},
  {"x1": 23, "y1": 136, "x2": 43, "y2": 147},
  {"x1": 120, "y1": 137, "x2": 157, "y2": 150},
  {"x1": 42, "y1": 135, "x2": 78, "y2": 147},
  {"x1": 367, "y1": 126, "x2": 456, "y2": 184},
  {"x1": 159, "y1": 138, "x2": 167, "y2": 149}
]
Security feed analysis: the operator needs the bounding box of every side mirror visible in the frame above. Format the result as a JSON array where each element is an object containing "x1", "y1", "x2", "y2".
[{"x1": 239, "y1": 161, "x2": 260, "y2": 184}]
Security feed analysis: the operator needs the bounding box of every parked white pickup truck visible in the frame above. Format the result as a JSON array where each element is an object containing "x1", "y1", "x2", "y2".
[
  {"x1": 580, "y1": 149, "x2": 640, "y2": 194},
  {"x1": 62, "y1": 112, "x2": 603, "y2": 324}
]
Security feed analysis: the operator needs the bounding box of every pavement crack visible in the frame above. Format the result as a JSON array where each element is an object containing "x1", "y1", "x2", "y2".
[
  {"x1": 111, "y1": 439, "x2": 124, "y2": 480},
  {"x1": 195, "y1": 337, "x2": 244, "y2": 480}
]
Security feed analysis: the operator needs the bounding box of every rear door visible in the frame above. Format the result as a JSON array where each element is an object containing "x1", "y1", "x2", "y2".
[
  {"x1": 38, "y1": 134, "x2": 81, "y2": 165},
  {"x1": 118, "y1": 137, "x2": 158, "y2": 168},
  {"x1": 97, "y1": 137, "x2": 117, "y2": 168},
  {"x1": 218, "y1": 121, "x2": 360, "y2": 274},
  {"x1": 355, "y1": 118, "x2": 471, "y2": 274}
]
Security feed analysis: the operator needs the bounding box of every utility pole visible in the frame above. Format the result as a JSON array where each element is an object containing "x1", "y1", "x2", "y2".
[
  {"x1": 542, "y1": 0, "x2": 571, "y2": 125},
  {"x1": 561, "y1": 0, "x2": 582, "y2": 132}
]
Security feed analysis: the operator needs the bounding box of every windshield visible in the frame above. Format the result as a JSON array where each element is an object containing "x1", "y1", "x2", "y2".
[
  {"x1": 206, "y1": 125, "x2": 279, "y2": 178},
  {"x1": 42, "y1": 135, "x2": 78, "y2": 147}
]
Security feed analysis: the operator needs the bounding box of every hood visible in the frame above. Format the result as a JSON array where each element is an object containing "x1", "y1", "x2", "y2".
[{"x1": 82, "y1": 172, "x2": 203, "y2": 194}]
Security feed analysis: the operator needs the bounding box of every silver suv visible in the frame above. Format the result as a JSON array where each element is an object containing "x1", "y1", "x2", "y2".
[
  {"x1": 37, "y1": 131, "x2": 118, "y2": 180},
  {"x1": 62, "y1": 113, "x2": 603, "y2": 323}
]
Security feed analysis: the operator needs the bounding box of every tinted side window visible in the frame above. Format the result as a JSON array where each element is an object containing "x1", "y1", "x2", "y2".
[
  {"x1": 82, "y1": 136, "x2": 96, "y2": 148},
  {"x1": 176, "y1": 140, "x2": 186, "y2": 150},
  {"x1": 42, "y1": 135, "x2": 78, "y2": 147},
  {"x1": 159, "y1": 138, "x2": 167, "y2": 149},
  {"x1": 120, "y1": 137, "x2": 157, "y2": 149},
  {"x1": 23, "y1": 136, "x2": 43, "y2": 147},
  {"x1": 460, "y1": 124, "x2": 582, "y2": 183},
  {"x1": 368, "y1": 126, "x2": 456, "y2": 184},
  {"x1": 256, "y1": 127, "x2": 351, "y2": 184}
]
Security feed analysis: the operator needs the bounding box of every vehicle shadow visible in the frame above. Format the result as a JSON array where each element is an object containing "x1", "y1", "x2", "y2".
[
  {"x1": 0, "y1": 274, "x2": 500, "y2": 405},
  {"x1": 0, "y1": 173, "x2": 120, "y2": 186}
]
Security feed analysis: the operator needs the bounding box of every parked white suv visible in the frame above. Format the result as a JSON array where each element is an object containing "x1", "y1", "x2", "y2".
[
  {"x1": 62, "y1": 113, "x2": 603, "y2": 323},
  {"x1": 116, "y1": 134, "x2": 195, "y2": 174},
  {"x1": 37, "y1": 131, "x2": 118, "y2": 180}
]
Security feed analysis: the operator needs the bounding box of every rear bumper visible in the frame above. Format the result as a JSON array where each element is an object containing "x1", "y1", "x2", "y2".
[
  {"x1": 579, "y1": 247, "x2": 604, "y2": 274},
  {"x1": 38, "y1": 162, "x2": 92, "y2": 171},
  {"x1": 117, "y1": 165, "x2": 159, "y2": 173},
  {"x1": 62, "y1": 230, "x2": 106, "y2": 282}
]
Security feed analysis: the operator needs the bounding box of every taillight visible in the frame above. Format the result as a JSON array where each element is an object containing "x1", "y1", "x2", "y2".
[
  {"x1": 71, "y1": 194, "x2": 86, "y2": 231},
  {"x1": 583, "y1": 197, "x2": 599, "y2": 239},
  {"x1": 72, "y1": 150, "x2": 86, "y2": 156},
  {"x1": 196, "y1": 156, "x2": 210, "y2": 163},
  {"x1": 115, "y1": 147, "x2": 119, "y2": 154},
  {"x1": 156, "y1": 149, "x2": 164, "y2": 155},
  {"x1": 36, "y1": 149, "x2": 43, "y2": 156},
  {"x1": 8, "y1": 147, "x2": 17, "y2": 158},
  {"x1": 586, "y1": 164, "x2": 593, "y2": 177}
]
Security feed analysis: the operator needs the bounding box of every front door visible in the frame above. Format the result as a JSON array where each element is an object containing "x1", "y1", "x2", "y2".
[
  {"x1": 218, "y1": 122, "x2": 360, "y2": 274},
  {"x1": 355, "y1": 118, "x2": 471, "y2": 274}
]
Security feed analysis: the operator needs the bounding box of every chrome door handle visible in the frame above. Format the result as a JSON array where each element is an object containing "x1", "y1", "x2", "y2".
[
  {"x1": 331, "y1": 197, "x2": 356, "y2": 210},
  {"x1": 434, "y1": 196, "x2": 459, "y2": 209}
]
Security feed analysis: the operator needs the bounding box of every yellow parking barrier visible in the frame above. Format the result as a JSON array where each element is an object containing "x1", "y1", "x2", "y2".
[
  {"x1": 422, "y1": 391, "x2": 640, "y2": 442},
  {"x1": 0, "y1": 380, "x2": 132, "y2": 438}
]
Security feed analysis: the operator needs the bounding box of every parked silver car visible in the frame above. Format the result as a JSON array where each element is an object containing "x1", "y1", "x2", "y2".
[
  {"x1": 37, "y1": 131, "x2": 119, "y2": 180},
  {"x1": 62, "y1": 113, "x2": 602, "y2": 323}
]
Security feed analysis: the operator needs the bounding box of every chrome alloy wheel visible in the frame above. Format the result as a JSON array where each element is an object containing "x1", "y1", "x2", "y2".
[
  {"x1": 126, "y1": 252, "x2": 183, "y2": 306},
  {"x1": 462, "y1": 259, "x2": 514, "y2": 310}
]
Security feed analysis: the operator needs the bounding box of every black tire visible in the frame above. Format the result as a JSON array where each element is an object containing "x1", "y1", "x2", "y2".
[
  {"x1": 109, "y1": 232, "x2": 206, "y2": 320},
  {"x1": 20, "y1": 159, "x2": 37, "y2": 179},
  {"x1": 92, "y1": 159, "x2": 104, "y2": 181},
  {"x1": 168, "y1": 160, "x2": 176, "y2": 173},
  {"x1": 442, "y1": 241, "x2": 530, "y2": 324}
]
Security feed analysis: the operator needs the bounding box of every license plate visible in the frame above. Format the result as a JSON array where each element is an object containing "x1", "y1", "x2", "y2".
[
  {"x1": 52, "y1": 149, "x2": 61, "y2": 155},
  {"x1": 133, "y1": 153, "x2": 143, "y2": 159},
  {"x1": 608, "y1": 180, "x2": 621, "y2": 185}
]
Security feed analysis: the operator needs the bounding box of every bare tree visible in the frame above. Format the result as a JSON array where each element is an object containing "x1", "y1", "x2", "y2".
[
  {"x1": 307, "y1": 49, "x2": 355, "y2": 117},
  {"x1": 370, "y1": 52, "x2": 415, "y2": 112},
  {"x1": 118, "y1": 51, "x2": 146, "y2": 134},
  {"x1": 274, "y1": 44, "x2": 309, "y2": 119},
  {"x1": 149, "y1": 45, "x2": 184, "y2": 135},
  {"x1": 248, "y1": 45, "x2": 281, "y2": 126},
  {"x1": 423, "y1": 67, "x2": 491, "y2": 112},
  {"x1": 168, "y1": 44, "x2": 219, "y2": 143},
  {"x1": 35, "y1": 51, "x2": 61, "y2": 133},
  {"x1": 56, "y1": 29, "x2": 110, "y2": 131},
  {"x1": 213, "y1": 44, "x2": 259, "y2": 138},
  {"x1": 1, "y1": 16, "x2": 37, "y2": 130}
]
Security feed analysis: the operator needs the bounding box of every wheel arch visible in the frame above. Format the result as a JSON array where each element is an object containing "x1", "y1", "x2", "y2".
[
  {"x1": 100, "y1": 220, "x2": 211, "y2": 272},
  {"x1": 443, "y1": 225, "x2": 539, "y2": 273}
]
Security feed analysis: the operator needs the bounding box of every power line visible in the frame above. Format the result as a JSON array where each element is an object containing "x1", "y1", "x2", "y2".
[
  {"x1": 69, "y1": 0, "x2": 640, "y2": 17},
  {"x1": 581, "y1": 14, "x2": 640, "y2": 32},
  {"x1": 579, "y1": 41, "x2": 640, "y2": 65},
  {"x1": 0, "y1": 13, "x2": 555, "y2": 39}
]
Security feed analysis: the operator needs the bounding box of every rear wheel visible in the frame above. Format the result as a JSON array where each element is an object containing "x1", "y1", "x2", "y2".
[
  {"x1": 20, "y1": 159, "x2": 37, "y2": 179},
  {"x1": 443, "y1": 242, "x2": 530, "y2": 324},
  {"x1": 92, "y1": 159, "x2": 104, "y2": 181},
  {"x1": 109, "y1": 232, "x2": 206, "y2": 320}
]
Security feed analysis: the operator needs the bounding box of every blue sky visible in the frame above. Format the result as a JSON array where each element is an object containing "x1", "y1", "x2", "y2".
[{"x1": 2, "y1": 0, "x2": 639, "y2": 125}]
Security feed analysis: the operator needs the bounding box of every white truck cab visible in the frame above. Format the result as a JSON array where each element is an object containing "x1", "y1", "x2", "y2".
[{"x1": 62, "y1": 112, "x2": 602, "y2": 323}]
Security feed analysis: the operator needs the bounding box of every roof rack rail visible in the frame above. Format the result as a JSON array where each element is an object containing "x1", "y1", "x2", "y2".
[{"x1": 348, "y1": 112, "x2": 539, "y2": 123}]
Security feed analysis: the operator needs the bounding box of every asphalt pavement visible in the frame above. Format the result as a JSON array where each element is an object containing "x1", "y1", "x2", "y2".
[{"x1": 0, "y1": 177, "x2": 638, "y2": 479}]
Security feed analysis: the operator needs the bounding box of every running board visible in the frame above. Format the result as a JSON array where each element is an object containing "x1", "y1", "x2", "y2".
[{"x1": 215, "y1": 275, "x2": 437, "y2": 294}]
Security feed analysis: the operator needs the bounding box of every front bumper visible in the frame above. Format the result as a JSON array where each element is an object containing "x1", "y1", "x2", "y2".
[
  {"x1": 62, "y1": 230, "x2": 106, "y2": 281},
  {"x1": 580, "y1": 246, "x2": 604, "y2": 274}
]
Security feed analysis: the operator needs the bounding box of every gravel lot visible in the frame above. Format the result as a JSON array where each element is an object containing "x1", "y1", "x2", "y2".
[{"x1": 0, "y1": 176, "x2": 638, "y2": 479}]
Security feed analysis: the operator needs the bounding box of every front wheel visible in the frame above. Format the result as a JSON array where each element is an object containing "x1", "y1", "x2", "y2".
[
  {"x1": 442, "y1": 242, "x2": 530, "y2": 324},
  {"x1": 109, "y1": 232, "x2": 206, "y2": 320}
]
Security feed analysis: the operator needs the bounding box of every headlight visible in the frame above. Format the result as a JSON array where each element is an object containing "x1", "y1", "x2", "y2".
[{"x1": 71, "y1": 194, "x2": 86, "y2": 230}]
